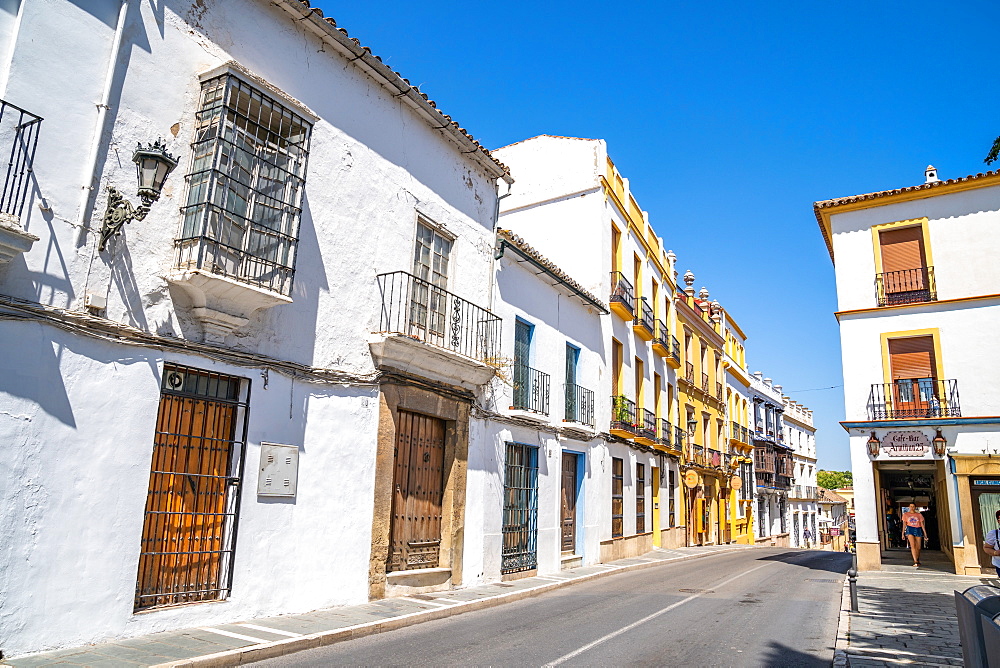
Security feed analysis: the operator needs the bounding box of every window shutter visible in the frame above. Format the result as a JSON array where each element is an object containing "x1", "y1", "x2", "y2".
[
  {"x1": 879, "y1": 227, "x2": 925, "y2": 273},
  {"x1": 888, "y1": 336, "x2": 935, "y2": 379}
]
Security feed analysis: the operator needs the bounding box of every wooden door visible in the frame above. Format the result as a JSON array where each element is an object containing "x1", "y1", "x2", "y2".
[
  {"x1": 135, "y1": 367, "x2": 242, "y2": 611},
  {"x1": 651, "y1": 467, "x2": 661, "y2": 547},
  {"x1": 390, "y1": 410, "x2": 446, "y2": 571},
  {"x1": 561, "y1": 453, "x2": 578, "y2": 553}
]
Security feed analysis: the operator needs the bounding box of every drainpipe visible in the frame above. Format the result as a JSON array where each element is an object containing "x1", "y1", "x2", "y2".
[
  {"x1": 487, "y1": 180, "x2": 512, "y2": 313},
  {"x1": 76, "y1": 0, "x2": 129, "y2": 237}
]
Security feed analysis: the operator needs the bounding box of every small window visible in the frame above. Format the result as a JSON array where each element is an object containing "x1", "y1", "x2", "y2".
[{"x1": 177, "y1": 74, "x2": 312, "y2": 296}]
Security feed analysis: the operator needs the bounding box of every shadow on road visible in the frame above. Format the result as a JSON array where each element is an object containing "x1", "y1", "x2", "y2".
[
  {"x1": 755, "y1": 550, "x2": 853, "y2": 575},
  {"x1": 758, "y1": 640, "x2": 830, "y2": 667}
]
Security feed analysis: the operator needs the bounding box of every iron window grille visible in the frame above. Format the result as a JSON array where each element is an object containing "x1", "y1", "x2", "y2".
[
  {"x1": 134, "y1": 364, "x2": 250, "y2": 611},
  {"x1": 176, "y1": 74, "x2": 312, "y2": 296},
  {"x1": 502, "y1": 442, "x2": 538, "y2": 574},
  {"x1": 668, "y1": 469, "x2": 676, "y2": 526},
  {"x1": 611, "y1": 457, "x2": 624, "y2": 538},
  {"x1": 0, "y1": 99, "x2": 42, "y2": 219}
]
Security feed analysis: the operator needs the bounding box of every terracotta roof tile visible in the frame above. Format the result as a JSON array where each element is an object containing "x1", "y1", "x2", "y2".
[
  {"x1": 814, "y1": 169, "x2": 1000, "y2": 210},
  {"x1": 271, "y1": 0, "x2": 511, "y2": 183}
]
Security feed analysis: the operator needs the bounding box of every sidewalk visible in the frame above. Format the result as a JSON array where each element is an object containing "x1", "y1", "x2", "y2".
[
  {"x1": 2, "y1": 544, "x2": 747, "y2": 668},
  {"x1": 834, "y1": 548, "x2": 991, "y2": 667}
]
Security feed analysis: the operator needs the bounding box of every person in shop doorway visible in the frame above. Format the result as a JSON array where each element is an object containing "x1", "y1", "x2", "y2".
[
  {"x1": 983, "y1": 510, "x2": 1000, "y2": 577},
  {"x1": 901, "y1": 503, "x2": 927, "y2": 567},
  {"x1": 803, "y1": 527, "x2": 812, "y2": 548}
]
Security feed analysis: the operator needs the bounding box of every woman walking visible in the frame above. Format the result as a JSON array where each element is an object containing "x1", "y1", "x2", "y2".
[{"x1": 901, "y1": 503, "x2": 927, "y2": 567}]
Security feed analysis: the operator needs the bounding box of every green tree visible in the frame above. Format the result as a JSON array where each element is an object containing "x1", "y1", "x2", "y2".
[
  {"x1": 817, "y1": 470, "x2": 853, "y2": 490},
  {"x1": 986, "y1": 136, "x2": 1000, "y2": 166}
]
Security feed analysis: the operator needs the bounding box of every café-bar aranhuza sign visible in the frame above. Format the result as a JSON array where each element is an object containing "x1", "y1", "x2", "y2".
[{"x1": 880, "y1": 431, "x2": 931, "y2": 458}]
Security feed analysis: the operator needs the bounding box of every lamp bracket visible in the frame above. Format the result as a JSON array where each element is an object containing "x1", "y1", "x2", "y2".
[{"x1": 99, "y1": 186, "x2": 150, "y2": 251}]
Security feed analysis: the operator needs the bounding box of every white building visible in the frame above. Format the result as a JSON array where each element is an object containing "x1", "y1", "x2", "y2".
[
  {"x1": 816, "y1": 165, "x2": 1000, "y2": 574},
  {"x1": 749, "y1": 372, "x2": 793, "y2": 544},
  {"x1": 0, "y1": 0, "x2": 511, "y2": 656},
  {"x1": 783, "y1": 397, "x2": 819, "y2": 547},
  {"x1": 493, "y1": 135, "x2": 688, "y2": 555}
]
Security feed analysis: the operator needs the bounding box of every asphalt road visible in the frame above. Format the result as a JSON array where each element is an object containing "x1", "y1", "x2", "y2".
[{"x1": 251, "y1": 548, "x2": 852, "y2": 667}]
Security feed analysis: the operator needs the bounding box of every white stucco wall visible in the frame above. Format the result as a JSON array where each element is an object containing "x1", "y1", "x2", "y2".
[{"x1": 0, "y1": 0, "x2": 506, "y2": 656}]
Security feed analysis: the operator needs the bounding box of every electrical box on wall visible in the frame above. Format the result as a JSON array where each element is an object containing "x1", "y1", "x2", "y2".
[{"x1": 257, "y1": 442, "x2": 299, "y2": 498}]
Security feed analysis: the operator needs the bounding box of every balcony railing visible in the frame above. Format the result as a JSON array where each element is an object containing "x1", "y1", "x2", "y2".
[
  {"x1": 512, "y1": 364, "x2": 550, "y2": 415},
  {"x1": 876, "y1": 267, "x2": 936, "y2": 307},
  {"x1": 376, "y1": 271, "x2": 501, "y2": 363},
  {"x1": 564, "y1": 383, "x2": 595, "y2": 426},
  {"x1": 611, "y1": 395, "x2": 637, "y2": 434},
  {"x1": 674, "y1": 426, "x2": 686, "y2": 450},
  {"x1": 685, "y1": 362, "x2": 695, "y2": 383},
  {"x1": 610, "y1": 272, "x2": 635, "y2": 317},
  {"x1": 652, "y1": 319, "x2": 669, "y2": 350},
  {"x1": 792, "y1": 485, "x2": 819, "y2": 499},
  {"x1": 868, "y1": 379, "x2": 961, "y2": 420},
  {"x1": 0, "y1": 99, "x2": 42, "y2": 220},
  {"x1": 635, "y1": 298, "x2": 654, "y2": 332},
  {"x1": 701, "y1": 372, "x2": 709, "y2": 393},
  {"x1": 716, "y1": 382, "x2": 723, "y2": 400},
  {"x1": 638, "y1": 408, "x2": 657, "y2": 441},
  {"x1": 659, "y1": 419, "x2": 673, "y2": 449},
  {"x1": 670, "y1": 336, "x2": 681, "y2": 365},
  {"x1": 689, "y1": 444, "x2": 706, "y2": 466}
]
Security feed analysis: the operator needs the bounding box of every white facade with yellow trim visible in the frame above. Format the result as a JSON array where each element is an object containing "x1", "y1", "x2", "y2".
[{"x1": 817, "y1": 166, "x2": 1000, "y2": 574}]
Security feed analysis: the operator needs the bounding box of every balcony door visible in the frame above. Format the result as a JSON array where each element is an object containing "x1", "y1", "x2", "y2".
[
  {"x1": 565, "y1": 344, "x2": 579, "y2": 421},
  {"x1": 513, "y1": 319, "x2": 532, "y2": 409},
  {"x1": 879, "y1": 226, "x2": 929, "y2": 304},
  {"x1": 888, "y1": 337, "x2": 937, "y2": 418},
  {"x1": 409, "y1": 222, "x2": 452, "y2": 343}
]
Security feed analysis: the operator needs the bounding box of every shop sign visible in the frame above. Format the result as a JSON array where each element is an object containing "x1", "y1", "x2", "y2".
[
  {"x1": 830, "y1": 527, "x2": 841, "y2": 536},
  {"x1": 973, "y1": 479, "x2": 1000, "y2": 487},
  {"x1": 684, "y1": 470, "x2": 701, "y2": 488},
  {"x1": 880, "y1": 431, "x2": 930, "y2": 458},
  {"x1": 730, "y1": 475, "x2": 742, "y2": 489}
]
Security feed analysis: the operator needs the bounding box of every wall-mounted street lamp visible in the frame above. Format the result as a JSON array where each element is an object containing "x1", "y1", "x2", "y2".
[
  {"x1": 687, "y1": 418, "x2": 698, "y2": 437},
  {"x1": 933, "y1": 430, "x2": 947, "y2": 457},
  {"x1": 99, "y1": 139, "x2": 178, "y2": 251},
  {"x1": 867, "y1": 431, "x2": 881, "y2": 457}
]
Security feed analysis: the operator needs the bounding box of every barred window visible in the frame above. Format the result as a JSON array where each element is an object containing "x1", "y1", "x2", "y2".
[{"x1": 176, "y1": 73, "x2": 312, "y2": 296}]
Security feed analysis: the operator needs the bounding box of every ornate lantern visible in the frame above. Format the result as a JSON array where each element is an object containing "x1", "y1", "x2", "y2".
[
  {"x1": 933, "y1": 429, "x2": 947, "y2": 456},
  {"x1": 867, "y1": 431, "x2": 881, "y2": 457},
  {"x1": 99, "y1": 139, "x2": 178, "y2": 251}
]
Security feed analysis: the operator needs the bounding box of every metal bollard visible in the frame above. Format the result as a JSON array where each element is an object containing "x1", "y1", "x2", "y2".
[{"x1": 848, "y1": 552, "x2": 859, "y2": 613}]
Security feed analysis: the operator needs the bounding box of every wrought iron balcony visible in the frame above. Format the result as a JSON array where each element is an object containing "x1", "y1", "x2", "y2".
[
  {"x1": 633, "y1": 298, "x2": 654, "y2": 340},
  {"x1": 564, "y1": 383, "x2": 595, "y2": 426},
  {"x1": 716, "y1": 382, "x2": 723, "y2": 400},
  {"x1": 867, "y1": 379, "x2": 961, "y2": 420},
  {"x1": 674, "y1": 426, "x2": 686, "y2": 451},
  {"x1": 512, "y1": 364, "x2": 550, "y2": 415},
  {"x1": 609, "y1": 271, "x2": 635, "y2": 320},
  {"x1": 659, "y1": 418, "x2": 673, "y2": 449},
  {"x1": 876, "y1": 267, "x2": 936, "y2": 307},
  {"x1": 669, "y1": 336, "x2": 682, "y2": 367},
  {"x1": 0, "y1": 99, "x2": 41, "y2": 220},
  {"x1": 730, "y1": 421, "x2": 750, "y2": 444},
  {"x1": 636, "y1": 408, "x2": 657, "y2": 444},
  {"x1": 684, "y1": 362, "x2": 695, "y2": 384},
  {"x1": 651, "y1": 319, "x2": 669, "y2": 356},
  {"x1": 707, "y1": 448, "x2": 722, "y2": 468},
  {"x1": 689, "y1": 444, "x2": 706, "y2": 466},
  {"x1": 701, "y1": 372, "x2": 710, "y2": 393},
  {"x1": 375, "y1": 271, "x2": 501, "y2": 363},
  {"x1": 610, "y1": 395, "x2": 638, "y2": 437}
]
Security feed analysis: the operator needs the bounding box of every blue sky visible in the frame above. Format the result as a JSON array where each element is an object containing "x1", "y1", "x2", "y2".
[{"x1": 317, "y1": 1, "x2": 998, "y2": 470}]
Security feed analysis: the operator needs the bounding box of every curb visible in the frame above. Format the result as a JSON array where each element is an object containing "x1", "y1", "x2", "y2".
[
  {"x1": 151, "y1": 547, "x2": 751, "y2": 667},
  {"x1": 832, "y1": 573, "x2": 852, "y2": 667}
]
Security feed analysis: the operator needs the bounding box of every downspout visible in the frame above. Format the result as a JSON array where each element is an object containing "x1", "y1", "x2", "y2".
[
  {"x1": 77, "y1": 0, "x2": 129, "y2": 238},
  {"x1": 487, "y1": 179, "x2": 512, "y2": 313}
]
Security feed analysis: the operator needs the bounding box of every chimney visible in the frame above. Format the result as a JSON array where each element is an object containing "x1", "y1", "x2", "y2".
[{"x1": 925, "y1": 165, "x2": 940, "y2": 184}]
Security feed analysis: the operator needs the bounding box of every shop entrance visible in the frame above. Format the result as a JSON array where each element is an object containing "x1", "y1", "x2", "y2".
[
  {"x1": 874, "y1": 461, "x2": 951, "y2": 569},
  {"x1": 969, "y1": 477, "x2": 1000, "y2": 572}
]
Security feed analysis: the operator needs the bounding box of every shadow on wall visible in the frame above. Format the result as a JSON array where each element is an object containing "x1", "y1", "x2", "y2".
[{"x1": 0, "y1": 321, "x2": 77, "y2": 427}]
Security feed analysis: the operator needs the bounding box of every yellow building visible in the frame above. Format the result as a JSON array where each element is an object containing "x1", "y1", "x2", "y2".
[{"x1": 724, "y1": 314, "x2": 756, "y2": 544}]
